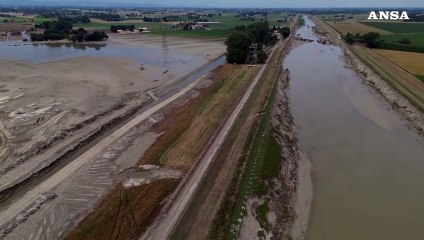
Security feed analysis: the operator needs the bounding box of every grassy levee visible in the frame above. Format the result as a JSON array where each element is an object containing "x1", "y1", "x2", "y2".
[
  {"x1": 158, "y1": 65, "x2": 258, "y2": 171},
  {"x1": 64, "y1": 64, "x2": 258, "y2": 240},
  {"x1": 171, "y1": 42, "x2": 290, "y2": 240},
  {"x1": 350, "y1": 45, "x2": 424, "y2": 112},
  {"x1": 207, "y1": 38, "x2": 287, "y2": 240}
]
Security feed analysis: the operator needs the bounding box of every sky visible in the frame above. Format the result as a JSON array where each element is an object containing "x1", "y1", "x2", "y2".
[{"x1": 4, "y1": 0, "x2": 424, "y2": 8}]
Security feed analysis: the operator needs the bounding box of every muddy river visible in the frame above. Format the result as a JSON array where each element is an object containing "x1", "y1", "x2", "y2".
[{"x1": 285, "y1": 16, "x2": 424, "y2": 239}]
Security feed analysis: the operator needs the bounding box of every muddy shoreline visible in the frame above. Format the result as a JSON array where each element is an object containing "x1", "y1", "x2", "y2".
[
  {"x1": 270, "y1": 47, "x2": 312, "y2": 240},
  {"x1": 343, "y1": 47, "x2": 424, "y2": 138}
]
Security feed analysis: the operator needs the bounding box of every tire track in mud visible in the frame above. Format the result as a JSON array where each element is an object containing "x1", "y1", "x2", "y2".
[{"x1": 0, "y1": 74, "x2": 206, "y2": 239}]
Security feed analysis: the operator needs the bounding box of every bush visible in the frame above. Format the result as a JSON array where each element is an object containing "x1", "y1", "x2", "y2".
[
  {"x1": 257, "y1": 50, "x2": 267, "y2": 63},
  {"x1": 85, "y1": 31, "x2": 108, "y2": 41},
  {"x1": 280, "y1": 26, "x2": 290, "y2": 38},
  {"x1": 397, "y1": 38, "x2": 411, "y2": 44},
  {"x1": 110, "y1": 25, "x2": 135, "y2": 33},
  {"x1": 226, "y1": 48, "x2": 248, "y2": 64},
  {"x1": 30, "y1": 33, "x2": 45, "y2": 41},
  {"x1": 363, "y1": 32, "x2": 381, "y2": 48},
  {"x1": 225, "y1": 32, "x2": 253, "y2": 51}
]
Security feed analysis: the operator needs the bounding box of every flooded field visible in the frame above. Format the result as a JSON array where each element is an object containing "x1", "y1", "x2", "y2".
[
  {"x1": 286, "y1": 17, "x2": 424, "y2": 240},
  {"x1": 0, "y1": 40, "x2": 207, "y2": 75}
]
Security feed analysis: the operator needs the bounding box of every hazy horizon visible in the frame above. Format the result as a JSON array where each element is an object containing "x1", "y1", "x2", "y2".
[{"x1": 1, "y1": 0, "x2": 424, "y2": 8}]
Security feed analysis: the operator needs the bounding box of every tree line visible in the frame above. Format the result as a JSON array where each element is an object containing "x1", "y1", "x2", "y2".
[
  {"x1": 344, "y1": 31, "x2": 424, "y2": 53},
  {"x1": 110, "y1": 25, "x2": 136, "y2": 33},
  {"x1": 31, "y1": 18, "x2": 108, "y2": 42},
  {"x1": 225, "y1": 21, "x2": 290, "y2": 64},
  {"x1": 345, "y1": 32, "x2": 414, "y2": 47}
]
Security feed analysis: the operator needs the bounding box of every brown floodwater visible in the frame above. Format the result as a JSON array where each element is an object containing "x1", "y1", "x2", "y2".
[{"x1": 285, "y1": 16, "x2": 424, "y2": 240}]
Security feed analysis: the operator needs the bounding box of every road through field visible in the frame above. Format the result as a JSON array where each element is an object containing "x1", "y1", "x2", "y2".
[
  {"x1": 0, "y1": 75, "x2": 205, "y2": 229},
  {"x1": 141, "y1": 38, "x2": 283, "y2": 240}
]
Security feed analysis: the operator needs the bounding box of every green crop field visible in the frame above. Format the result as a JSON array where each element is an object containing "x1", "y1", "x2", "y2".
[
  {"x1": 0, "y1": 16, "x2": 28, "y2": 23},
  {"x1": 74, "y1": 21, "x2": 167, "y2": 30},
  {"x1": 380, "y1": 32, "x2": 424, "y2": 47},
  {"x1": 150, "y1": 29, "x2": 230, "y2": 38},
  {"x1": 361, "y1": 22, "x2": 424, "y2": 33},
  {"x1": 75, "y1": 13, "x2": 280, "y2": 39},
  {"x1": 267, "y1": 13, "x2": 292, "y2": 27},
  {"x1": 207, "y1": 14, "x2": 255, "y2": 30},
  {"x1": 317, "y1": 13, "x2": 369, "y2": 21},
  {"x1": 33, "y1": 17, "x2": 56, "y2": 24},
  {"x1": 0, "y1": 16, "x2": 55, "y2": 24},
  {"x1": 352, "y1": 14, "x2": 370, "y2": 21}
]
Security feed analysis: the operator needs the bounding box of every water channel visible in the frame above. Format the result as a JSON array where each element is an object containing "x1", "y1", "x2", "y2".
[{"x1": 285, "y1": 16, "x2": 424, "y2": 240}]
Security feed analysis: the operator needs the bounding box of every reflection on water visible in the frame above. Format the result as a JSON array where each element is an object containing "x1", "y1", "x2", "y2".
[
  {"x1": 0, "y1": 40, "x2": 206, "y2": 73},
  {"x1": 39, "y1": 42, "x2": 107, "y2": 51},
  {"x1": 287, "y1": 16, "x2": 424, "y2": 240}
]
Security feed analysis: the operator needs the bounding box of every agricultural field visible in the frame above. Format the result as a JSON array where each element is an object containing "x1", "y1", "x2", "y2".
[
  {"x1": 33, "y1": 17, "x2": 56, "y2": 23},
  {"x1": 205, "y1": 14, "x2": 256, "y2": 30},
  {"x1": 320, "y1": 14, "x2": 424, "y2": 53},
  {"x1": 318, "y1": 13, "x2": 369, "y2": 21},
  {"x1": 150, "y1": 29, "x2": 230, "y2": 38},
  {"x1": 361, "y1": 22, "x2": 424, "y2": 33},
  {"x1": 153, "y1": 13, "x2": 291, "y2": 38},
  {"x1": 74, "y1": 20, "x2": 166, "y2": 30},
  {"x1": 0, "y1": 16, "x2": 55, "y2": 24},
  {"x1": 267, "y1": 13, "x2": 293, "y2": 27},
  {"x1": 22, "y1": 12, "x2": 290, "y2": 39},
  {"x1": 380, "y1": 32, "x2": 424, "y2": 48},
  {"x1": 359, "y1": 22, "x2": 424, "y2": 52},
  {"x1": 0, "y1": 16, "x2": 28, "y2": 23},
  {"x1": 351, "y1": 45, "x2": 424, "y2": 111},
  {"x1": 326, "y1": 20, "x2": 391, "y2": 35},
  {"x1": 74, "y1": 13, "x2": 255, "y2": 38},
  {"x1": 374, "y1": 49, "x2": 424, "y2": 82}
]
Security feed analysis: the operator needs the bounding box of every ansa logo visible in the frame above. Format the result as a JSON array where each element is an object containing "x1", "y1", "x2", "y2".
[{"x1": 368, "y1": 11, "x2": 410, "y2": 20}]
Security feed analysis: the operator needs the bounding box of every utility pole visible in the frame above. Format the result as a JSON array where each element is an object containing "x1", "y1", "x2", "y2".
[{"x1": 161, "y1": 25, "x2": 169, "y2": 73}]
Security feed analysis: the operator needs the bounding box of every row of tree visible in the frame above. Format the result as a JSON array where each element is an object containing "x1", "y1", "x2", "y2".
[
  {"x1": 225, "y1": 21, "x2": 289, "y2": 64},
  {"x1": 85, "y1": 12, "x2": 121, "y2": 21},
  {"x1": 31, "y1": 18, "x2": 108, "y2": 42},
  {"x1": 345, "y1": 32, "x2": 410, "y2": 48},
  {"x1": 110, "y1": 24, "x2": 136, "y2": 33}
]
